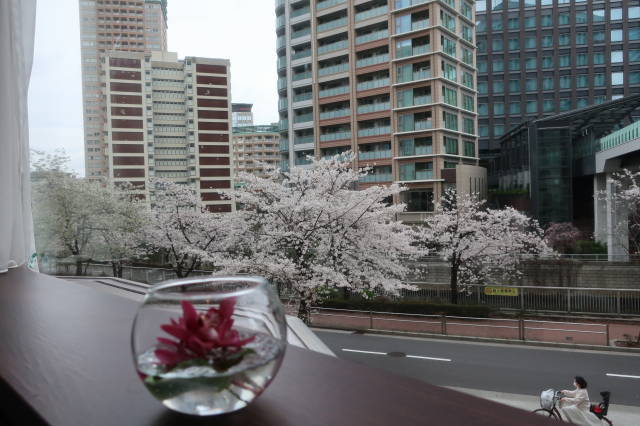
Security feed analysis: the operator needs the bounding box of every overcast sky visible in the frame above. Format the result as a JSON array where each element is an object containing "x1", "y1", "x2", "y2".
[{"x1": 28, "y1": 0, "x2": 278, "y2": 175}]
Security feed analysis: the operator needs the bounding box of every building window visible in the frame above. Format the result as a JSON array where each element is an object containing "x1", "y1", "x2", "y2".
[
  {"x1": 543, "y1": 99, "x2": 554, "y2": 113},
  {"x1": 509, "y1": 58, "x2": 520, "y2": 71},
  {"x1": 593, "y1": 31, "x2": 605, "y2": 43},
  {"x1": 443, "y1": 136, "x2": 459, "y2": 155},
  {"x1": 576, "y1": 98, "x2": 588, "y2": 109},
  {"x1": 463, "y1": 117, "x2": 474, "y2": 134},
  {"x1": 508, "y1": 38, "x2": 519, "y2": 51},
  {"x1": 541, "y1": 14, "x2": 552, "y2": 27},
  {"x1": 525, "y1": 58, "x2": 536, "y2": 70},
  {"x1": 525, "y1": 36, "x2": 536, "y2": 49},
  {"x1": 525, "y1": 78, "x2": 537, "y2": 91},
  {"x1": 558, "y1": 13, "x2": 570, "y2": 25},
  {"x1": 479, "y1": 125, "x2": 488, "y2": 137},
  {"x1": 630, "y1": 27, "x2": 640, "y2": 41},
  {"x1": 493, "y1": 102, "x2": 504, "y2": 115},
  {"x1": 593, "y1": 73, "x2": 605, "y2": 87},
  {"x1": 576, "y1": 53, "x2": 588, "y2": 66},
  {"x1": 631, "y1": 7, "x2": 640, "y2": 19},
  {"x1": 464, "y1": 141, "x2": 475, "y2": 157},
  {"x1": 576, "y1": 74, "x2": 588, "y2": 88},
  {"x1": 612, "y1": 72, "x2": 624, "y2": 86},
  {"x1": 462, "y1": 94, "x2": 474, "y2": 112},
  {"x1": 576, "y1": 32, "x2": 587, "y2": 45},
  {"x1": 541, "y1": 35, "x2": 553, "y2": 48},
  {"x1": 542, "y1": 56, "x2": 553, "y2": 69},
  {"x1": 508, "y1": 17, "x2": 519, "y2": 30},
  {"x1": 611, "y1": 50, "x2": 624, "y2": 63},
  {"x1": 542, "y1": 77, "x2": 554, "y2": 90},
  {"x1": 477, "y1": 60, "x2": 487, "y2": 73},
  {"x1": 576, "y1": 11, "x2": 587, "y2": 24},
  {"x1": 476, "y1": 1, "x2": 486, "y2": 12},
  {"x1": 559, "y1": 55, "x2": 570, "y2": 67},
  {"x1": 559, "y1": 33, "x2": 570, "y2": 46},
  {"x1": 494, "y1": 124, "x2": 504, "y2": 137},
  {"x1": 443, "y1": 111, "x2": 458, "y2": 131},
  {"x1": 593, "y1": 52, "x2": 605, "y2": 65},
  {"x1": 509, "y1": 102, "x2": 520, "y2": 114},
  {"x1": 478, "y1": 103, "x2": 488, "y2": 116},
  {"x1": 631, "y1": 50, "x2": 640, "y2": 62},
  {"x1": 462, "y1": 72, "x2": 474, "y2": 89},
  {"x1": 524, "y1": 16, "x2": 535, "y2": 28},
  {"x1": 526, "y1": 100, "x2": 537, "y2": 113},
  {"x1": 560, "y1": 75, "x2": 571, "y2": 89},
  {"x1": 443, "y1": 86, "x2": 458, "y2": 106},
  {"x1": 630, "y1": 71, "x2": 640, "y2": 85},
  {"x1": 478, "y1": 81, "x2": 487, "y2": 95},
  {"x1": 493, "y1": 59, "x2": 504, "y2": 72},
  {"x1": 611, "y1": 8, "x2": 622, "y2": 21},
  {"x1": 593, "y1": 10, "x2": 605, "y2": 22},
  {"x1": 611, "y1": 30, "x2": 623, "y2": 42},
  {"x1": 541, "y1": 0, "x2": 552, "y2": 5},
  {"x1": 559, "y1": 98, "x2": 571, "y2": 111},
  {"x1": 442, "y1": 61, "x2": 457, "y2": 81},
  {"x1": 492, "y1": 38, "x2": 503, "y2": 51},
  {"x1": 509, "y1": 79, "x2": 520, "y2": 92},
  {"x1": 492, "y1": 19, "x2": 503, "y2": 31}
]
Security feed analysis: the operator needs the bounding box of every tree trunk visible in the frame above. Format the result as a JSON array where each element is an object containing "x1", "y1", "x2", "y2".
[
  {"x1": 297, "y1": 298, "x2": 312, "y2": 325},
  {"x1": 450, "y1": 263, "x2": 458, "y2": 304},
  {"x1": 75, "y1": 260, "x2": 83, "y2": 276},
  {"x1": 112, "y1": 262, "x2": 117, "y2": 278}
]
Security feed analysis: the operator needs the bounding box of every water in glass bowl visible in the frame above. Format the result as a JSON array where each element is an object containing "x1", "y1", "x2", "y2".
[{"x1": 136, "y1": 330, "x2": 284, "y2": 415}]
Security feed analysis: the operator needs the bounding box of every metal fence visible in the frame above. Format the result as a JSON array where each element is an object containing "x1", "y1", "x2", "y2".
[
  {"x1": 40, "y1": 260, "x2": 640, "y2": 317},
  {"x1": 391, "y1": 284, "x2": 640, "y2": 316}
]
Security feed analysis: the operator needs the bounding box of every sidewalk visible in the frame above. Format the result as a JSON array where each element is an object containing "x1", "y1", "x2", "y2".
[{"x1": 448, "y1": 386, "x2": 640, "y2": 426}]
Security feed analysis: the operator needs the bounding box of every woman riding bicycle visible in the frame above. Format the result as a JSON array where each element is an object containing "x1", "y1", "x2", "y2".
[{"x1": 559, "y1": 376, "x2": 607, "y2": 426}]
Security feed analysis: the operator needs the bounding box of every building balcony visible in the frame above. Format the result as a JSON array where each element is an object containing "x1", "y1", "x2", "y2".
[
  {"x1": 293, "y1": 113, "x2": 314, "y2": 124},
  {"x1": 355, "y1": 5, "x2": 388, "y2": 22},
  {"x1": 395, "y1": 44, "x2": 431, "y2": 59},
  {"x1": 356, "y1": 77, "x2": 389, "y2": 91},
  {"x1": 357, "y1": 101, "x2": 390, "y2": 114},
  {"x1": 393, "y1": 0, "x2": 429, "y2": 11},
  {"x1": 396, "y1": 69, "x2": 431, "y2": 84},
  {"x1": 292, "y1": 49, "x2": 312, "y2": 60},
  {"x1": 319, "y1": 62, "x2": 349, "y2": 76},
  {"x1": 290, "y1": 6, "x2": 310, "y2": 18},
  {"x1": 357, "y1": 126, "x2": 391, "y2": 137},
  {"x1": 360, "y1": 172, "x2": 392, "y2": 183},
  {"x1": 394, "y1": 20, "x2": 429, "y2": 36},
  {"x1": 356, "y1": 29, "x2": 389, "y2": 45},
  {"x1": 317, "y1": 0, "x2": 346, "y2": 10},
  {"x1": 317, "y1": 17, "x2": 347, "y2": 33},
  {"x1": 397, "y1": 95, "x2": 432, "y2": 109},
  {"x1": 358, "y1": 149, "x2": 392, "y2": 160},
  {"x1": 318, "y1": 39, "x2": 348, "y2": 55},
  {"x1": 291, "y1": 27, "x2": 311, "y2": 40},
  {"x1": 320, "y1": 130, "x2": 351, "y2": 142},
  {"x1": 397, "y1": 119, "x2": 432, "y2": 133},
  {"x1": 292, "y1": 71, "x2": 312, "y2": 81},
  {"x1": 293, "y1": 92, "x2": 313, "y2": 103},
  {"x1": 319, "y1": 85, "x2": 349, "y2": 98},
  {"x1": 320, "y1": 108, "x2": 350, "y2": 120}
]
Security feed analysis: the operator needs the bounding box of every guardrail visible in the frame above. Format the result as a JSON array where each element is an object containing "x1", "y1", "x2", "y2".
[{"x1": 311, "y1": 307, "x2": 616, "y2": 347}]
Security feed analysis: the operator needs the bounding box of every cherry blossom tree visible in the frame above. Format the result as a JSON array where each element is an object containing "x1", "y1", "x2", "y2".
[
  {"x1": 607, "y1": 169, "x2": 640, "y2": 255},
  {"x1": 421, "y1": 189, "x2": 553, "y2": 304},
  {"x1": 544, "y1": 222, "x2": 583, "y2": 254},
  {"x1": 216, "y1": 154, "x2": 425, "y2": 324},
  {"x1": 139, "y1": 179, "x2": 238, "y2": 278},
  {"x1": 31, "y1": 151, "x2": 102, "y2": 275}
]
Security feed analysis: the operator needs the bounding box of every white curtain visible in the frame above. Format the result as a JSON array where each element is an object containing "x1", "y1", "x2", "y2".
[{"x1": 0, "y1": 0, "x2": 38, "y2": 273}]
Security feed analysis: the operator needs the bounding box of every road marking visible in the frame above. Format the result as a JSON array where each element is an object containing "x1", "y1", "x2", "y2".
[
  {"x1": 342, "y1": 348, "x2": 452, "y2": 362},
  {"x1": 406, "y1": 355, "x2": 452, "y2": 362},
  {"x1": 606, "y1": 373, "x2": 640, "y2": 379},
  {"x1": 342, "y1": 348, "x2": 386, "y2": 355}
]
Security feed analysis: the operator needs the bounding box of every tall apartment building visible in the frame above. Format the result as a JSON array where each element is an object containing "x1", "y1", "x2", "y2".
[
  {"x1": 232, "y1": 125, "x2": 281, "y2": 177},
  {"x1": 103, "y1": 51, "x2": 234, "y2": 212},
  {"x1": 275, "y1": 0, "x2": 482, "y2": 213},
  {"x1": 79, "y1": 0, "x2": 168, "y2": 179},
  {"x1": 475, "y1": 0, "x2": 640, "y2": 183},
  {"x1": 232, "y1": 103, "x2": 255, "y2": 127}
]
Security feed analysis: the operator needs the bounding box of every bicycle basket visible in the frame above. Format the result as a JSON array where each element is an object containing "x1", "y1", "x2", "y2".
[{"x1": 540, "y1": 389, "x2": 555, "y2": 410}]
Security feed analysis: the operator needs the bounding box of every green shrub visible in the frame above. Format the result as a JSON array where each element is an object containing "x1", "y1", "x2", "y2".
[
  {"x1": 317, "y1": 298, "x2": 493, "y2": 318},
  {"x1": 573, "y1": 240, "x2": 607, "y2": 255}
]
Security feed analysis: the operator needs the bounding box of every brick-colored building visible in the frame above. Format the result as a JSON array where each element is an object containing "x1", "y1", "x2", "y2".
[
  {"x1": 232, "y1": 125, "x2": 280, "y2": 177},
  {"x1": 104, "y1": 51, "x2": 234, "y2": 212}
]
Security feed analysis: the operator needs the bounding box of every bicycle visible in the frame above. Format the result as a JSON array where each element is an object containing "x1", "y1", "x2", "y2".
[{"x1": 531, "y1": 389, "x2": 613, "y2": 425}]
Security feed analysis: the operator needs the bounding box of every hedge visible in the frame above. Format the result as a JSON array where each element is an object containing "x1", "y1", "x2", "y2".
[{"x1": 317, "y1": 298, "x2": 493, "y2": 318}]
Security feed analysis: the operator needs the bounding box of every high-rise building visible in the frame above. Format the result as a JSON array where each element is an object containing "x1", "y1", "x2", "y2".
[
  {"x1": 231, "y1": 125, "x2": 280, "y2": 177},
  {"x1": 79, "y1": 0, "x2": 168, "y2": 179},
  {"x1": 475, "y1": 0, "x2": 640, "y2": 184},
  {"x1": 103, "y1": 51, "x2": 235, "y2": 212},
  {"x1": 275, "y1": 0, "x2": 482, "y2": 214},
  {"x1": 232, "y1": 103, "x2": 255, "y2": 127}
]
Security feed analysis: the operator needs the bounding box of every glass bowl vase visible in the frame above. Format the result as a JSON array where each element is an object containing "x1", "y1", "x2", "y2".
[{"x1": 131, "y1": 276, "x2": 287, "y2": 416}]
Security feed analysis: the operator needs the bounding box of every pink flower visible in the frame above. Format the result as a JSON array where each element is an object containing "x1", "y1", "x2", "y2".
[{"x1": 154, "y1": 298, "x2": 255, "y2": 369}]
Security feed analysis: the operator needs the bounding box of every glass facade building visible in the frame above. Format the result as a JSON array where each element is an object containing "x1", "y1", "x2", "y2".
[{"x1": 476, "y1": 0, "x2": 640, "y2": 185}]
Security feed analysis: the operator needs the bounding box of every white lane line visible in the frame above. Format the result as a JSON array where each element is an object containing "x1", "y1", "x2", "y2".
[
  {"x1": 406, "y1": 355, "x2": 452, "y2": 362},
  {"x1": 606, "y1": 373, "x2": 640, "y2": 379},
  {"x1": 342, "y1": 348, "x2": 452, "y2": 362},
  {"x1": 342, "y1": 348, "x2": 387, "y2": 355}
]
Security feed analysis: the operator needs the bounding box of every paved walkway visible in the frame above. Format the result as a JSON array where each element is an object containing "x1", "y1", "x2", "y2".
[{"x1": 449, "y1": 386, "x2": 640, "y2": 426}]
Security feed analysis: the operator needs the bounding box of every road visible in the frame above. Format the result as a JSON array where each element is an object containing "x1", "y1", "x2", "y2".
[{"x1": 315, "y1": 329, "x2": 640, "y2": 407}]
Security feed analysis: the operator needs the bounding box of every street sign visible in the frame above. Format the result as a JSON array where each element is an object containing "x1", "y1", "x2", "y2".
[{"x1": 484, "y1": 286, "x2": 519, "y2": 297}]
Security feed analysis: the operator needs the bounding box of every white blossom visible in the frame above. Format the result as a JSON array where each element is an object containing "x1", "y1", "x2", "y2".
[{"x1": 420, "y1": 189, "x2": 553, "y2": 303}]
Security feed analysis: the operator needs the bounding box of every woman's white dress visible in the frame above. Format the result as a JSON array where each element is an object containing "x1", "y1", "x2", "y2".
[{"x1": 558, "y1": 388, "x2": 606, "y2": 426}]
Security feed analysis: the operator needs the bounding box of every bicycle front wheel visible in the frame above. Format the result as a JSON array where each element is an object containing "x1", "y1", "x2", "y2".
[{"x1": 532, "y1": 408, "x2": 558, "y2": 419}]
